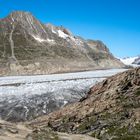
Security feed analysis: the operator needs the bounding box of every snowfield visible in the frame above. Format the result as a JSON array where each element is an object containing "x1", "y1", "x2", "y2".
[
  {"x1": 119, "y1": 56, "x2": 140, "y2": 67},
  {"x1": 0, "y1": 69, "x2": 127, "y2": 121}
]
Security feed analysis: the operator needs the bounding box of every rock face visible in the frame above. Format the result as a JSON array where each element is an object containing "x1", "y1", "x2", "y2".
[
  {"x1": 30, "y1": 68, "x2": 140, "y2": 140},
  {"x1": 133, "y1": 56, "x2": 140, "y2": 65},
  {"x1": 0, "y1": 11, "x2": 124, "y2": 75}
]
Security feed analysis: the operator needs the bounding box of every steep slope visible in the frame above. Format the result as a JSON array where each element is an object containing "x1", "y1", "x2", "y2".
[
  {"x1": 29, "y1": 68, "x2": 140, "y2": 140},
  {"x1": 133, "y1": 56, "x2": 140, "y2": 65},
  {"x1": 0, "y1": 11, "x2": 124, "y2": 75}
]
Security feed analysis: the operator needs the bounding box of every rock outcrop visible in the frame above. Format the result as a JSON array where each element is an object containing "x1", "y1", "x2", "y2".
[
  {"x1": 29, "y1": 68, "x2": 140, "y2": 140},
  {"x1": 133, "y1": 56, "x2": 140, "y2": 65},
  {"x1": 0, "y1": 11, "x2": 124, "y2": 76}
]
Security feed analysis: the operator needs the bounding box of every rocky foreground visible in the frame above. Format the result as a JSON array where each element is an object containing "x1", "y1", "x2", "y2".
[
  {"x1": 29, "y1": 68, "x2": 140, "y2": 140},
  {"x1": 0, "y1": 120, "x2": 97, "y2": 140},
  {"x1": 0, "y1": 68, "x2": 139, "y2": 140}
]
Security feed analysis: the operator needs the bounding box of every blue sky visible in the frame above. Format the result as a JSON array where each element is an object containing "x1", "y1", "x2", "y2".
[{"x1": 0, "y1": 0, "x2": 140, "y2": 57}]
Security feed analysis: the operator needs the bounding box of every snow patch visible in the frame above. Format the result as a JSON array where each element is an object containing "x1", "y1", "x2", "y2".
[
  {"x1": 52, "y1": 28, "x2": 57, "y2": 34},
  {"x1": 64, "y1": 101, "x2": 68, "y2": 105},
  {"x1": 58, "y1": 30, "x2": 68, "y2": 39},
  {"x1": 47, "y1": 39, "x2": 55, "y2": 44},
  {"x1": 33, "y1": 36, "x2": 55, "y2": 44},
  {"x1": 42, "y1": 110, "x2": 46, "y2": 113},
  {"x1": 33, "y1": 35, "x2": 46, "y2": 42}
]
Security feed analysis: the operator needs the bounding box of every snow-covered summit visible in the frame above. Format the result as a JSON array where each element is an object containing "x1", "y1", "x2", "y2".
[{"x1": 119, "y1": 56, "x2": 140, "y2": 67}]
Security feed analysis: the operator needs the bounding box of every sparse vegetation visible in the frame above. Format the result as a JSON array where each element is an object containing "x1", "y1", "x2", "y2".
[{"x1": 135, "y1": 89, "x2": 140, "y2": 96}]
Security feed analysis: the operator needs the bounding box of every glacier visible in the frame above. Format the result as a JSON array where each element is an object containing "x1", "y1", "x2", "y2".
[{"x1": 0, "y1": 69, "x2": 127, "y2": 121}]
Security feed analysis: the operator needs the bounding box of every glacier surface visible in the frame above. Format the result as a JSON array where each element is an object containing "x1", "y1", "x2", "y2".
[{"x1": 0, "y1": 69, "x2": 127, "y2": 121}]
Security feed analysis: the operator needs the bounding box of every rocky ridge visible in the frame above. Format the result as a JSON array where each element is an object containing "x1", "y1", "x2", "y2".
[
  {"x1": 133, "y1": 56, "x2": 140, "y2": 65},
  {"x1": 29, "y1": 68, "x2": 140, "y2": 140}
]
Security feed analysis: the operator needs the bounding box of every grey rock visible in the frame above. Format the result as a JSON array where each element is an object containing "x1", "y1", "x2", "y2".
[{"x1": 133, "y1": 56, "x2": 140, "y2": 65}]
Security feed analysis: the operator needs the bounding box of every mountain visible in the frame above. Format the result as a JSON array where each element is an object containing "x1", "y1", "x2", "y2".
[
  {"x1": 0, "y1": 11, "x2": 124, "y2": 76},
  {"x1": 29, "y1": 68, "x2": 140, "y2": 140},
  {"x1": 120, "y1": 56, "x2": 140, "y2": 67}
]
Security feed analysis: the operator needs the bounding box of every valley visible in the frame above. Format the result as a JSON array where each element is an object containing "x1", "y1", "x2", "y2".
[
  {"x1": 0, "y1": 9, "x2": 139, "y2": 140},
  {"x1": 0, "y1": 69, "x2": 126, "y2": 122}
]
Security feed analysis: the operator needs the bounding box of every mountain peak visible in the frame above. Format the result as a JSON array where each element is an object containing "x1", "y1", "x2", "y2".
[
  {"x1": 9, "y1": 11, "x2": 32, "y2": 17},
  {"x1": 6, "y1": 11, "x2": 35, "y2": 23}
]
